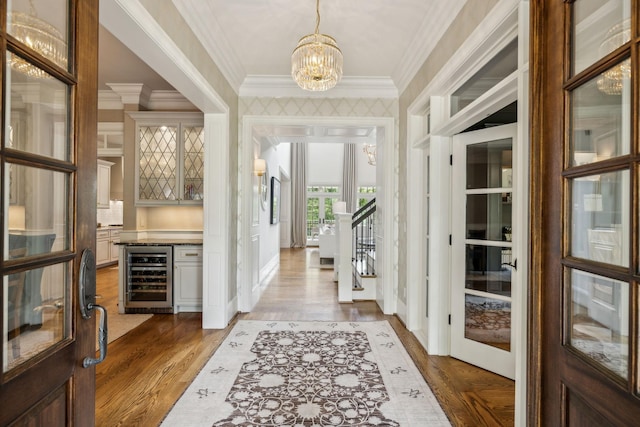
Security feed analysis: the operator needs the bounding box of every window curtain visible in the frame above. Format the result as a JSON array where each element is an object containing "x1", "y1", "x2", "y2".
[
  {"x1": 342, "y1": 143, "x2": 357, "y2": 213},
  {"x1": 291, "y1": 143, "x2": 307, "y2": 247}
]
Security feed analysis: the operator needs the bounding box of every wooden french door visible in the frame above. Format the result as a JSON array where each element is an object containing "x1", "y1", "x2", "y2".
[
  {"x1": 531, "y1": 0, "x2": 640, "y2": 424},
  {"x1": 0, "y1": 0, "x2": 98, "y2": 425}
]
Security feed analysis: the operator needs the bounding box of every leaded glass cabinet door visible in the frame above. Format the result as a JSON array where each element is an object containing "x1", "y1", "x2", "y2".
[
  {"x1": 130, "y1": 112, "x2": 204, "y2": 206},
  {"x1": 0, "y1": 0, "x2": 99, "y2": 424},
  {"x1": 531, "y1": 0, "x2": 640, "y2": 424}
]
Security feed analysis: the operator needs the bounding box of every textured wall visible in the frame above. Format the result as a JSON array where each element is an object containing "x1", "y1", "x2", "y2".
[
  {"x1": 139, "y1": 0, "x2": 240, "y2": 300},
  {"x1": 396, "y1": 0, "x2": 499, "y2": 305}
]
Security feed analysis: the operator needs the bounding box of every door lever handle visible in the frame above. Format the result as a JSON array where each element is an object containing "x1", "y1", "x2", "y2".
[
  {"x1": 83, "y1": 303, "x2": 108, "y2": 367},
  {"x1": 79, "y1": 248, "x2": 109, "y2": 367}
]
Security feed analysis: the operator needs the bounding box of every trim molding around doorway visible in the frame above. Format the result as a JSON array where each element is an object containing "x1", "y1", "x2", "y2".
[{"x1": 239, "y1": 115, "x2": 397, "y2": 315}]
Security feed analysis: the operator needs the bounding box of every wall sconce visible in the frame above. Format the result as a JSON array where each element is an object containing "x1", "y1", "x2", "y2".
[{"x1": 254, "y1": 158, "x2": 266, "y2": 176}]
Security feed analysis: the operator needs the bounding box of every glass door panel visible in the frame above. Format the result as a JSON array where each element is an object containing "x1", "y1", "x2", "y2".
[
  {"x1": 2, "y1": 35, "x2": 74, "y2": 377},
  {"x1": 570, "y1": 60, "x2": 631, "y2": 167},
  {"x1": 451, "y1": 123, "x2": 517, "y2": 380},
  {"x1": 570, "y1": 170, "x2": 629, "y2": 267},
  {"x1": 572, "y1": 0, "x2": 630, "y2": 76}
]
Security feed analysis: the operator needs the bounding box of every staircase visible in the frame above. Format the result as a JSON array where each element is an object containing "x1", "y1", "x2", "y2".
[{"x1": 351, "y1": 199, "x2": 376, "y2": 299}]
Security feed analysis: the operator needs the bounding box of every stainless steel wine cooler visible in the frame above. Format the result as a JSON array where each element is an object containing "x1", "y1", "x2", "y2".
[{"x1": 124, "y1": 246, "x2": 173, "y2": 313}]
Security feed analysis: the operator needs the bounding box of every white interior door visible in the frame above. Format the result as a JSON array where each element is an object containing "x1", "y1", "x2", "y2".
[{"x1": 451, "y1": 123, "x2": 517, "y2": 379}]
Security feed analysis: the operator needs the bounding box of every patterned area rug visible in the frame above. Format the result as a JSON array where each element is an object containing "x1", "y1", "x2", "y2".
[{"x1": 161, "y1": 320, "x2": 450, "y2": 426}]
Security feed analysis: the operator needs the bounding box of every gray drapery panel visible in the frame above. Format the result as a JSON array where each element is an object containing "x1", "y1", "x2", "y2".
[
  {"x1": 342, "y1": 143, "x2": 357, "y2": 213},
  {"x1": 291, "y1": 143, "x2": 307, "y2": 248}
]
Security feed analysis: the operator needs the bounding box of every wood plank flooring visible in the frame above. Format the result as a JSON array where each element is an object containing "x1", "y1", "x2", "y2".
[{"x1": 95, "y1": 248, "x2": 514, "y2": 426}]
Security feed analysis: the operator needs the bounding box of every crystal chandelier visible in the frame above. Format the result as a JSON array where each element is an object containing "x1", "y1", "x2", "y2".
[
  {"x1": 596, "y1": 20, "x2": 630, "y2": 95},
  {"x1": 363, "y1": 144, "x2": 376, "y2": 166},
  {"x1": 291, "y1": 0, "x2": 343, "y2": 91},
  {"x1": 9, "y1": 0, "x2": 67, "y2": 79}
]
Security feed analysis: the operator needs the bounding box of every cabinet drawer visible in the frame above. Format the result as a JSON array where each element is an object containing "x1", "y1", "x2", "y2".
[
  {"x1": 97, "y1": 230, "x2": 110, "y2": 239},
  {"x1": 110, "y1": 229, "x2": 121, "y2": 238},
  {"x1": 174, "y1": 246, "x2": 202, "y2": 262}
]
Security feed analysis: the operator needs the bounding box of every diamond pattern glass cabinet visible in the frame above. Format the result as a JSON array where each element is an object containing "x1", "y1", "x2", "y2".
[{"x1": 129, "y1": 112, "x2": 204, "y2": 205}]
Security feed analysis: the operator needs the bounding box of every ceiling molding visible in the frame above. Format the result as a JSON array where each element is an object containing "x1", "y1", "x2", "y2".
[
  {"x1": 239, "y1": 75, "x2": 398, "y2": 99},
  {"x1": 408, "y1": 0, "x2": 519, "y2": 114},
  {"x1": 100, "y1": 0, "x2": 228, "y2": 114},
  {"x1": 393, "y1": 0, "x2": 467, "y2": 94},
  {"x1": 106, "y1": 83, "x2": 152, "y2": 107},
  {"x1": 98, "y1": 90, "x2": 124, "y2": 110},
  {"x1": 172, "y1": 0, "x2": 245, "y2": 92},
  {"x1": 98, "y1": 89, "x2": 196, "y2": 111}
]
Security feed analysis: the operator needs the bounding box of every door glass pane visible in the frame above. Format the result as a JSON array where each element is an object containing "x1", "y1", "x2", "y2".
[
  {"x1": 573, "y1": 0, "x2": 630, "y2": 76},
  {"x1": 466, "y1": 139, "x2": 512, "y2": 190},
  {"x1": 466, "y1": 193, "x2": 512, "y2": 242},
  {"x1": 7, "y1": 0, "x2": 69, "y2": 72},
  {"x1": 569, "y1": 269, "x2": 628, "y2": 379},
  {"x1": 324, "y1": 198, "x2": 338, "y2": 224},
  {"x1": 465, "y1": 245, "x2": 512, "y2": 297},
  {"x1": 465, "y1": 294, "x2": 511, "y2": 351},
  {"x1": 570, "y1": 170, "x2": 629, "y2": 267},
  {"x1": 5, "y1": 164, "x2": 70, "y2": 260},
  {"x1": 3, "y1": 261, "x2": 71, "y2": 373},
  {"x1": 571, "y1": 59, "x2": 630, "y2": 166},
  {"x1": 5, "y1": 53, "x2": 70, "y2": 161}
]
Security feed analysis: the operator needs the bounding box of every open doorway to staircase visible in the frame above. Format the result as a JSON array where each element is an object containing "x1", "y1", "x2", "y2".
[{"x1": 239, "y1": 116, "x2": 396, "y2": 315}]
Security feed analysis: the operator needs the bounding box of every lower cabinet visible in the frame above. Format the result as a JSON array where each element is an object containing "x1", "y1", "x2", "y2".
[
  {"x1": 173, "y1": 245, "x2": 203, "y2": 313},
  {"x1": 96, "y1": 228, "x2": 122, "y2": 267}
]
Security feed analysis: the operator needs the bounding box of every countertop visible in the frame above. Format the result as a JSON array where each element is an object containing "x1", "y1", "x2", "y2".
[
  {"x1": 97, "y1": 224, "x2": 123, "y2": 230},
  {"x1": 116, "y1": 239, "x2": 203, "y2": 246}
]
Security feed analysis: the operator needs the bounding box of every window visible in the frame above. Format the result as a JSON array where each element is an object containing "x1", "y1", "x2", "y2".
[
  {"x1": 357, "y1": 186, "x2": 376, "y2": 208},
  {"x1": 307, "y1": 186, "x2": 340, "y2": 244}
]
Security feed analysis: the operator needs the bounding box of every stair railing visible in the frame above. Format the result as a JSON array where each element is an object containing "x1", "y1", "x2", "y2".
[{"x1": 352, "y1": 198, "x2": 376, "y2": 276}]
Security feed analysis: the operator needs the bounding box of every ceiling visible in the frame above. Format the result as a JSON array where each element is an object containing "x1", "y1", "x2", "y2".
[
  {"x1": 98, "y1": 0, "x2": 469, "y2": 142},
  {"x1": 99, "y1": 0, "x2": 468, "y2": 94}
]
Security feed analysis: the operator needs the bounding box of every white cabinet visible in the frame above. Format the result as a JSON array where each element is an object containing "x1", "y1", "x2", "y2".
[
  {"x1": 173, "y1": 245, "x2": 202, "y2": 313},
  {"x1": 127, "y1": 112, "x2": 204, "y2": 206},
  {"x1": 96, "y1": 230, "x2": 111, "y2": 265},
  {"x1": 97, "y1": 159, "x2": 113, "y2": 209},
  {"x1": 96, "y1": 227, "x2": 122, "y2": 267}
]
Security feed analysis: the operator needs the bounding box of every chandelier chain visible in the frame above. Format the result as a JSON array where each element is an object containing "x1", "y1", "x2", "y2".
[{"x1": 314, "y1": 0, "x2": 321, "y2": 34}]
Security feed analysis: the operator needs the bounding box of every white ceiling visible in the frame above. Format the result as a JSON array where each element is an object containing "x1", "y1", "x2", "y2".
[
  {"x1": 100, "y1": 0, "x2": 467, "y2": 95},
  {"x1": 98, "y1": 0, "x2": 469, "y2": 143}
]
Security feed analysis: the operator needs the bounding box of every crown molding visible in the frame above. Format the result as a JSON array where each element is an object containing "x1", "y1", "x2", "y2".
[
  {"x1": 393, "y1": 0, "x2": 467, "y2": 94},
  {"x1": 172, "y1": 0, "x2": 245, "y2": 93},
  {"x1": 106, "y1": 83, "x2": 152, "y2": 107},
  {"x1": 239, "y1": 75, "x2": 398, "y2": 99},
  {"x1": 98, "y1": 89, "x2": 196, "y2": 111},
  {"x1": 148, "y1": 90, "x2": 197, "y2": 110}
]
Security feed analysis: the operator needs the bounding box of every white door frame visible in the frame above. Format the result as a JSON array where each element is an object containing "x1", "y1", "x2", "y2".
[{"x1": 239, "y1": 116, "x2": 397, "y2": 314}]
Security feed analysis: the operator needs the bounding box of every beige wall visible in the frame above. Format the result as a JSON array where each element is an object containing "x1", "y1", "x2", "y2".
[
  {"x1": 135, "y1": 0, "x2": 240, "y2": 300},
  {"x1": 396, "y1": 0, "x2": 499, "y2": 305}
]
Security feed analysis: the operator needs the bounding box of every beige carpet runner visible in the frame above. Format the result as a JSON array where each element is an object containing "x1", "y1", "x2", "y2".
[{"x1": 161, "y1": 320, "x2": 450, "y2": 426}]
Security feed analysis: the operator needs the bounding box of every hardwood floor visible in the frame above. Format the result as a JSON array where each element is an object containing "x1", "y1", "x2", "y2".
[{"x1": 95, "y1": 248, "x2": 514, "y2": 426}]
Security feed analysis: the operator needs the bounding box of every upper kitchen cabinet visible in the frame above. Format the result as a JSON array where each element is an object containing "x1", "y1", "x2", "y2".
[
  {"x1": 97, "y1": 122, "x2": 124, "y2": 156},
  {"x1": 128, "y1": 112, "x2": 204, "y2": 206}
]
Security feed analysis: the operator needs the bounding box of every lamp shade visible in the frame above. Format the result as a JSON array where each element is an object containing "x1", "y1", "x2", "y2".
[{"x1": 254, "y1": 158, "x2": 266, "y2": 176}]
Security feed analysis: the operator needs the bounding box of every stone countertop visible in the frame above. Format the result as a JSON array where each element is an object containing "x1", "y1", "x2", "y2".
[
  {"x1": 116, "y1": 239, "x2": 203, "y2": 246},
  {"x1": 97, "y1": 224, "x2": 123, "y2": 230}
]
